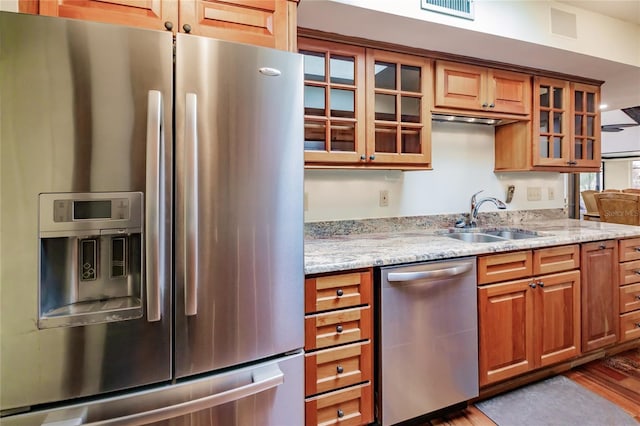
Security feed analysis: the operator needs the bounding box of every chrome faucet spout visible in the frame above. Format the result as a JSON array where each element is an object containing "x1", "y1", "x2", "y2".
[{"x1": 468, "y1": 190, "x2": 507, "y2": 227}]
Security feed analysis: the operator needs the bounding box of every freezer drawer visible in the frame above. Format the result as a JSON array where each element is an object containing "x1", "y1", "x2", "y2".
[{"x1": 1, "y1": 352, "x2": 303, "y2": 426}]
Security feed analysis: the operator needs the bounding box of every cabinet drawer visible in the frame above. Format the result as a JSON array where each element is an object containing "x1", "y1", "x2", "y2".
[
  {"x1": 305, "y1": 382, "x2": 373, "y2": 426},
  {"x1": 304, "y1": 306, "x2": 371, "y2": 351},
  {"x1": 533, "y1": 244, "x2": 579, "y2": 275},
  {"x1": 619, "y1": 238, "x2": 640, "y2": 262},
  {"x1": 619, "y1": 310, "x2": 640, "y2": 341},
  {"x1": 619, "y1": 283, "x2": 640, "y2": 314},
  {"x1": 478, "y1": 251, "x2": 533, "y2": 284},
  {"x1": 619, "y1": 260, "x2": 640, "y2": 286},
  {"x1": 305, "y1": 271, "x2": 372, "y2": 314},
  {"x1": 305, "y1": 341, "x2": 372, "y2": 396}
]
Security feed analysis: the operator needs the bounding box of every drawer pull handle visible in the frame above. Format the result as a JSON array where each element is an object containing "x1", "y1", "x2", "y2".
[
  {"x1": 635, "y1": 295, "x2": 640, "y2": 300},
  {"x1": 337, "y1": 365, "x2": 344, "y2": 374},
  {"x1": 336, "y1": 325, "x2": 343, "y2": 333},
  {"x1": 337, "y1": 409, "x2": 344, "y2": 418},
  {"x1": 635, "y1": 247, "x2": 640, "y2": 252},
  {"x1": 635, "y1": 322, "x2": 640, "y2": 328},
  {"x1": 336, "y1": 289, "x2": 344, "y2": 297},
  {"x1": 634, "y1": 270, "x2": 640, "y2": 276}
]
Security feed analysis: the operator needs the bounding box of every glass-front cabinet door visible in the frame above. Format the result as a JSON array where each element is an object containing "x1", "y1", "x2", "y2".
[
  {"x1": 533, "y1": 77, "x2": 571, "y2": 167},
  {"x1": 366, "y1": 49, "x2": 432, "y2": 167},
  {"x1": 571, "y1": 83, "x2": 601, "y2": 168},
  {"x1": 299, "y1": 38, "x2": 366, "y2": 165}
]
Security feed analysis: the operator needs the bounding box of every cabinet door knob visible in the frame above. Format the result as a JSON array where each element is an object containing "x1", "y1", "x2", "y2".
[
  {"x1": 489, "y1": 103, "x2": 495, "y2": 108},
  {"x1": 183, "y1": 24, "x2": 192, "y2": 33},
  {"x1": 529, "y1": 282, "x2": 537, "y2": 289},
  {"x1": 360, "y1": 155, "x2": 366, "y2": 161},
  {"x1": 599, "y1": 244, "x2": 607, "y2": 250},
  {"x1": 336, "y1": 365, "x2": 344, "y2": 374},
  {"x1": 538, "y1": 280, "x2": 544, "y2": 288},
  {"x1": 336, "y1": 288, "x2": 344, "y2": 297},
  {"x1": 336, "y1": 325, "x2": 343, "y2": 333},
  {"x1": 369, "y1": 155, "x2": 376, "y2": 161},
  {"x1": 164, "y1": 21, "x2": 174, "y2": 31},
  {"x1": 482, "y1": 102, "x2": 488, "y2": 108},
  {"x1": 337, "y1": 409, "x2": 345, "y2": 418}
]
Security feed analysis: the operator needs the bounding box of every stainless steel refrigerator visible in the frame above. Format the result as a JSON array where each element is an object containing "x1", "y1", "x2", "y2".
[{"x1": 0, "y1": 11, "x2": 304, "y2": 425}]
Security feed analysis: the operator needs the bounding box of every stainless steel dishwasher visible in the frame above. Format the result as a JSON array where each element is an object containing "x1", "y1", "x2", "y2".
[{"x1": 378, "y1": 257, "x2": 478, "y2": 425}]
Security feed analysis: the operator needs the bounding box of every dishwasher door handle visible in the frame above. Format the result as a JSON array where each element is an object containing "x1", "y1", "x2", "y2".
[{"x1": 387, "y1": 262, "x2": 473, "y2": 282}]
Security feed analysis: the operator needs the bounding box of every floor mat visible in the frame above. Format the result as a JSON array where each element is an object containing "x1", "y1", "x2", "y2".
[{"x1": 475, "y1": 375, "x2": 637, "y2": 426}]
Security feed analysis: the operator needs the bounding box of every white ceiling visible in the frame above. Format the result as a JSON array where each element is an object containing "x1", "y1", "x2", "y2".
[
  {"x1": 297, "y1": 1, "x2": 640, "y2": 113},
  {"x1": 557, "y1": 0, "x2": 640, "y2": 25}
]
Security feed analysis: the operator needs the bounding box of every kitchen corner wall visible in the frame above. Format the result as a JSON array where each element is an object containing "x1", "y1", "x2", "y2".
[{"x1": 304, "y1": 122, "x2": 566, "y2": 222}]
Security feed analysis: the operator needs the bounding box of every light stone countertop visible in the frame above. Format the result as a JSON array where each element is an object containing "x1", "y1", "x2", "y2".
[{"x1": 304, "y1": 219, "x2": 640, "y2": 275}]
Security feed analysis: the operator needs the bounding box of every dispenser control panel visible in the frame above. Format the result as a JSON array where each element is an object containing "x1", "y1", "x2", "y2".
[
  {"x1": 39, "y1": 192, "x2": 143, "y2": 236},
  {"x1": 53, "y1": 198, "x2": 130, "y2": 222}
]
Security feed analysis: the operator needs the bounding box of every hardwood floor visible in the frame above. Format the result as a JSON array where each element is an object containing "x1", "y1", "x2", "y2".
[{"x1": 427, "y1": 348, "x2": 640, "y2": 425}]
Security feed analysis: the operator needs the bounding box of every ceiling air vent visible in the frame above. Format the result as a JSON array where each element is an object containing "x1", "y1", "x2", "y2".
[{"x1": 421, "y1": 0, "x2": 475, "y2": 20}]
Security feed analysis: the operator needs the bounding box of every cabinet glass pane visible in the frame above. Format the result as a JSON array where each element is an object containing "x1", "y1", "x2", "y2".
[
  {"x1": 575, "y1": 116, "x2": 583, "y2": 136},
  {"x1": 330, "y1": 122, "x2": 356, "y2": 152},
  {"x1": 540, "y1": 111, "x2": 549, "y2": 133},
  {"x1": 539, "y1": 136, "x2": 549, "y2": 158},
  {"x1": 539, "y1": 86, "x2": 550, "y2": 108},
  {"x1": 302, "y1": 51, "x2": 325, "y2": 82},
  {"x1": 587, "y1": 139, "x2": 594, "y2": 160},
  {"x1": 587, "y1": 92, "x2": 595, "y2": 112},
  {"x1": 401, "y1": 127, "x2": 421, "y2": 154},
  {"x1": 553, "y1": 136, "x2": 563, "y2": 158},
  {"x1": 575, "y1": 138, "x2": 583, "y2": 159},
  {"x1": 375, "y1": 126, "x2": 397, "y2": 153},
  {"x1": 553, "y1": 87, "x2": 563, "y2": 109},
  {"x1": 304, "y1": 121, "x2": 326, "y2": 151},
  {"x1": 330, "y1": 89, "x2": 355, "y2": 118},
  {"x1": 401, "y1": 65, "x2": 420, "y2": 92},
  {"x1": 553, "y1": 112, "x2": 563, "y2": 133},
  {"x1": 304, "y1": 86, "x2": 325, "y2": 116},
  {"x1": 375, "y1": 93, "x2": 396, "y2": 121},
  {"x1": 575, "y1": 91, "x2": 584, "y2": 112},
  {"x1": 401, "y1": 96, "x2": 420, "y2": 123},
  {"x1": 587, "y1": 116, "x2": 594, "y2": 137},
  {"x1": 329, "y1": 55, "x2": 355, "y2": 85},
  {"x1": 375, "y1": 61, "x2": 396, "y2": 90}
]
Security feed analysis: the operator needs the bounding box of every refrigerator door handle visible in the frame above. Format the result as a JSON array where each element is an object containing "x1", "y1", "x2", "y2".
[
  {"x1": 145, "y1": 90, "x2": 165, "y2": 322},
  {"x1": 82, "y1": 364, "x2": 284, "y2": 426},
  {"x1": 184, "y1": 92, "x2": 198, "y2": 316}
]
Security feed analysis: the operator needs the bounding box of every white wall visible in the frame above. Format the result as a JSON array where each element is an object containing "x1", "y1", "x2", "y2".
[
  {"x1": 0, "y1": 1, "x2": 18, "y2": 12},
  {"x1": 603, "y1": 160, "x2": 632, "y2": 189},
  {"x1": 304, "y1": 122, "x2": 565, "y2": 222}
]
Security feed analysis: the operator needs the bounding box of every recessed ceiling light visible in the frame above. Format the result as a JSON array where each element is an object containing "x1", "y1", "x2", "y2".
[{"x1": 600, "y1": 104, "x2": 608, "y2": 110}]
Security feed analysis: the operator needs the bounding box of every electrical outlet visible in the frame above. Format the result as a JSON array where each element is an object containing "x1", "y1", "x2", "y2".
[
  {"x1": 527, "y1": 187, "x2": 542, "y2": 201},
  {"x1": 304, "y1": 192, "x2": 309, "y2": 211},
  {"x1": 379, "y1": 190, "x2": 389, "y2": 207},
  {"x1": 548, "y1": 187, "x2": 555, "y2": 200}
]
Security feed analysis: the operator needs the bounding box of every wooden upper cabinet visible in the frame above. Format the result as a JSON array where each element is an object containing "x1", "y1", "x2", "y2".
[
  {"x1": 37, "y1": 0, "x2": 297, "y2": 50},
  {"x1": 570, "y1": 83, "x2": 601, "y2": 168},
  {"x1": 179, "y1": 0, "x2": 295, "y2": 50},
  {"x1": 299, "y1": 38, "x2": 367, "y2": 165},
  {"x1": 434, "y1": 61, "x2": 531, "y2": 116},
  {"x1": 532, "y1": 77, "x2": 571, "y2": 168},
  {"x1": 40, "y1": 0, "x2": 178, "y2": 31},
  {"x1": 365, "y1": 49, "x2": 432, "y2": 167}
]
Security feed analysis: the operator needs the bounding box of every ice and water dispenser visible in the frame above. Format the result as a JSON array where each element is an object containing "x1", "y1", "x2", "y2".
[{"x1": 38, "y1": 192, "x2": 144, "y2": 328}]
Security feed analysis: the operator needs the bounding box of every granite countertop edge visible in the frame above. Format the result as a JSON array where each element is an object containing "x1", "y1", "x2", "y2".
[{"x1": 303, "y1": 219, "x2": 640, "y2": 275}]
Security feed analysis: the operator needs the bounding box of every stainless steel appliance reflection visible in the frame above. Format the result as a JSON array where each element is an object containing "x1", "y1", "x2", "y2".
[{"x1": 1, "y1": 11, "x2": 303, "y2": 424}]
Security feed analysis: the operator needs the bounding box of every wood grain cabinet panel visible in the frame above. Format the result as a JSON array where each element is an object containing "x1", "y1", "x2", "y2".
[
  {"x1": 581, "y1": 240, "x2": 618, "y2": 352},
  {"x1": 478, "y1": 250, "x2": 533, "y2": 284},
  {"x1": 478, "y1": 245, "x2": 581, "y2": 386},
  {"x1": 619, "y1": 283, "x2": 640, "y2": 314},
  {"x1": 619, "y1": 238, "x2": 640, "y2": 262},
  {"x1": 620, "y1": 310, "x2": 640, "y2": 342},
  {"x1": 618, "y1": 260, "x2": 640, "y2": 286},
  {"x1": 618, "y1": 237, "x2": 640, "y2": 343},
  {"x1": 304, "y1": 269, "x2": 373, "y2": 425}
]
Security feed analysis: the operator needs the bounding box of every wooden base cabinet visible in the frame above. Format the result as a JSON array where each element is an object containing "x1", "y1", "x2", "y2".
[
  {"x1": 478, "y1": 246, "x2": 581, "y2": 386},
  {"x1": 304, "y1": 270, "x2": 374, "y2": 426},
  {"x1": 618, "y1": 238, "x2": 640, "y2": 342},
  {"x1": 581, "y1": 240, "x2": 619, "y2": 351}
]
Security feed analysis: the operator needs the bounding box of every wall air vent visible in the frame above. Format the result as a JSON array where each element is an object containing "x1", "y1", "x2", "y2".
[{"x1": 421, "y1": 0, "x2": 475, "y2": 20}]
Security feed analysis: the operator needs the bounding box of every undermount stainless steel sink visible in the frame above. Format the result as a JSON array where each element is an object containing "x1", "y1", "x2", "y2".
[{"x1": 444, "y1": 228, "x2": 542, "y2": 243}]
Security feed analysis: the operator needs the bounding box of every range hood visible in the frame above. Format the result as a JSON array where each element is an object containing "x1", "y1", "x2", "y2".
[{"x1": 432, "y1": 113, "x2": 510, "y2": 126}]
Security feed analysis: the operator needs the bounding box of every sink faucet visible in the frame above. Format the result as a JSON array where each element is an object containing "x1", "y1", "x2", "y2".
[{"x1": 467, "y1": 190, "x2": 507, "y2": 227}]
